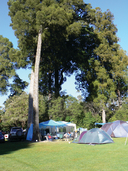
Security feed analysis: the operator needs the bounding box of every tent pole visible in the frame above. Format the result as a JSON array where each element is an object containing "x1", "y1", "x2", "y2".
[{"x1": 125, "y1": 133, "x2": 128, "y2": 145}]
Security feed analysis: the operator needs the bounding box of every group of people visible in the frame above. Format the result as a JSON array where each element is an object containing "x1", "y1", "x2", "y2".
[
  {"x1": 64, "y1": 132, "x2": 72, "y2": 139},
  {"x1": 43, "y1": 131, "x2": 78, "y2": 141}
]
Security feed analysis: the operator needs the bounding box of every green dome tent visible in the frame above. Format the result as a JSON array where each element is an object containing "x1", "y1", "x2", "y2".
[{"x1": 78, "y1": 128, "x2": 114, "y2": 145}]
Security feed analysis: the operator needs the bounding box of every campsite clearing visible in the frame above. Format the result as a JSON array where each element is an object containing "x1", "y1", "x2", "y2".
[{"x1": 0, "y1": 138, "x2": 128, "y2": 171}]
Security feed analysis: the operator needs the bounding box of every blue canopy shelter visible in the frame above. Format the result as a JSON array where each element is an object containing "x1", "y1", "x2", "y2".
[
  {"x1": 27, "y1": 120, "x2": 76, "y2": 141},
  {"x1": 39, "y1": 119, "x2": 66, "y2": 128},
  {"x1": 39, "y1": 120, "x2": 67, "y2": 135},
  {"x1": 26, "y1": 120, "x2": 66, "y2": 141},
  {"x1": 39, "y1": 120, "x2": 76, "y2": 136}
]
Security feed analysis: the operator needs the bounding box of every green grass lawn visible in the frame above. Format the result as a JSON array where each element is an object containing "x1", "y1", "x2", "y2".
[{"x1": 0, "y1": 138, "x2": 128, "y2": 171}]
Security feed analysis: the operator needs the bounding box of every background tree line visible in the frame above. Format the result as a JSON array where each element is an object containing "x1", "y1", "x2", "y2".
[
  {"x1": 1, "y1": 92, "x2": 128, "y2": 132},
  {"x1": 0, "y1": 0, "x2": 128, "y2": 138},
  {"x1": 0, "y1": 92, "x2": 101, "y2": 131}
]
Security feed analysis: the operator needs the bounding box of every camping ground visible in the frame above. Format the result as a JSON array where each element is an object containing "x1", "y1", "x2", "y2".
[{"x1": 0, "y1": 138, "x2": 128, "y2": 171}]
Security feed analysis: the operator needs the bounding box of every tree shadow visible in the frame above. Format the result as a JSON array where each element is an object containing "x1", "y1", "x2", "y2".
[{"x1": 0, "y1": 141, "x2": 33, "y2": 155}]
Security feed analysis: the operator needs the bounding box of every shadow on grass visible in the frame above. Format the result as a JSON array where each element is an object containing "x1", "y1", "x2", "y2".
[{"x1": 0, "y1": 141, "x2": 33, "y2": 155}]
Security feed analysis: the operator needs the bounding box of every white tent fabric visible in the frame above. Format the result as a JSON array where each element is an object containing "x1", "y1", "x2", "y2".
[
  {"x1": 58, "y1": 121, "x2": 76, "y2": 132},
  {"x1": 39, "y1": 120, "x2": 67, "y2": 134}
]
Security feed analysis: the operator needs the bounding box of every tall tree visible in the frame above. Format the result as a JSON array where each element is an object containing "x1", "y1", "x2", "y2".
[
  {"x1": 8, "y1": 0, "x2": 43, "y2": 141},
  {"x1": 33, "y1": 28, "x2": 42, "y2": 141},
  {"x1": 92, "y1": 8, "x2": 128, "y2": 122},
  {"x1": 36, "y1": 0, "x2": 91, "y2": 97},
  {"x1": 75, "y1": 7, "x2": 128, "y2": 123},
  {"x1": 27, "y1": 69, "x2": 34, "y2": 129},
  {"x1": 8, "y1": 0, "x2": 95, "y2": 137}
]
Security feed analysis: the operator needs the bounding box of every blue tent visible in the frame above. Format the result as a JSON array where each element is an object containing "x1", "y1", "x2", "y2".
[{"x1": 26, "y1": 124, "x2": 33, "y2": 141}]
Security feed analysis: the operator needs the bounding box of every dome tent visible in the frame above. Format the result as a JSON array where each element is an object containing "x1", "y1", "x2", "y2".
[
  {"x1": 78, "y1": 128, "x2": 114, "y2": 144},
  {"x1": 101, "y1": 120, "x2": 128, "y2": 138}
]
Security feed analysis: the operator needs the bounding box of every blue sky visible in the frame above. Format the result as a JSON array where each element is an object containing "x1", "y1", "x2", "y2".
[{"x1": 0, "y1": 0, "x2": 128, "y2": 107}]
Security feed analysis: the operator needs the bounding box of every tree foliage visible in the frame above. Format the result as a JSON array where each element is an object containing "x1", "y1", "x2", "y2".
[
  {"x1": 8, "y1": 0, "x2": 96, "y2": 97},
  {"x1": 39, "y1": 95, "x2": 49, "y2": 122},
  {"x1": 0, "y1": 107, "x2": 4, "y2": 130},
  {"x1": 7, "y1": 0, "x2": 97, "y2": 140},
  {"x1": 109, "y1": 98, "x2": 128, "y2": 122},
  {"x1": 0, "y1": 35, "x2": 29, "y2": 98},
  {"x1": 9, "y1": 74, "x2": 28, "y2": 96},
  {"x1": 1, "y1": 92, "x2": 49, "y2": 131},
  {"x1": 48, "y1": 96, "x2": 83, "y2": 123},
  {"x1": 0, "y1": 35, "x2": 15, "y2": 94},
  {"x1": 2, "y1": 0, "x2": 127, "y2": 130},
  {"x1": 2, "y1": 92, "x2": 28, "y2": 130},
  {"x1": 75, "y1": 7, "x2": 128, "y2": 122}
]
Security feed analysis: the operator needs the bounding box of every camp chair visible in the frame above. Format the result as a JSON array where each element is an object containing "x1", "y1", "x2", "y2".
[
  {"x1": 59, "y1": 134, "x2": 63, "y2": 139},
  {"x1": 57, "y1": 133, "x2": 60, "y2": 138},
  {"x1": 58, "y1": 133, "x2": 64, "y2": 141}
]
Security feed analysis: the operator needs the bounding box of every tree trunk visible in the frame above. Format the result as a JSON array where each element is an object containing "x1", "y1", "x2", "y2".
[
  {"x1": 27, "y1": 69, "x2": 34, "y2": 129},
  {"x1": 48, "y1": 71, "x2": 52, "y2": 101},
  {"x1": 117, "y1": 89, "x2": 122, "y2": 108},
  {"x1": 55, "y1": 68, "x2": 59, "y2": 98},
  {"x1": 33, "y1": 27, "x2": 42, "y2": 141},
  {"x1": 102, "y1": 108, "x2": 106, "y2": 123}
]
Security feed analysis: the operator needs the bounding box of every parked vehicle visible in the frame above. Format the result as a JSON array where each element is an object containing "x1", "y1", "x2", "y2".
[
  {"x1": 0, "y1": 132, "x2": 5, "y2": 143},
  {"x1": 9, "y1": 127, "x2": 24, "y2": 141}
]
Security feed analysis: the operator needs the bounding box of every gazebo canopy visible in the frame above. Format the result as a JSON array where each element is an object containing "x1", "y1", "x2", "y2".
[{"x1": 39, "y1": 120, "x2": 66, "y2": 129}]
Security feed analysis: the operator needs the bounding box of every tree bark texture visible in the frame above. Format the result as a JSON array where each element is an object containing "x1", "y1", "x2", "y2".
[
  {"x1": 48, "y1": 72, "x2": 52, "y2": 101},
  {"x1": 27, "y1": 69, "x2": 34, "y2": 129},
  {"x1": 102, "y1": 108, "x2": 106, "y2": 123},
  {"x1": 33, "y1": 28, "x2": 42, "y2": 141}
]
